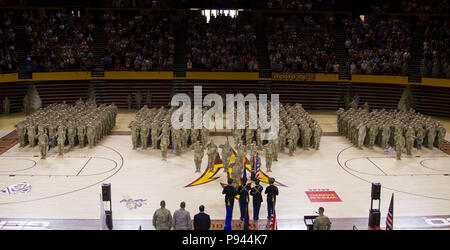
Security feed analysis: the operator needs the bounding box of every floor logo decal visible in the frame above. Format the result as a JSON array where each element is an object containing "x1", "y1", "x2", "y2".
[
  {"x1": 305, "y1": 189, "x2": 341, "y2": 202},
  {"x1": 185, "y1": 151, "x2": 287, "y2": 188},
  {"x1": 1, "y1": 182, "x2": 32, "y2": 194},
  {"x1": 120, "y1": 196, "x2": 147, "y2": 210}
]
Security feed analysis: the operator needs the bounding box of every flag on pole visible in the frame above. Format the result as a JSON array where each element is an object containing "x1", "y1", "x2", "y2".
[
  {"x1": 269, "y1": 199, "x2": 277, "y2": 230},
  {"x1": 242, "y1": 153, "x2": 246, "y2": 180},
  {"x1": 250, "y1": 154, "x2": 255, "y2": 181},
  {"x1": 242, "y1": 153, "x2": 247, "y2": 181},
  {"x1": 255, "y1": 153, "x2": 260, "y2": 179},
  {"x1": 386, "y1": 193, "x2": 394, "y2": 230},
  {"x1": 224, "y1": 200, "x2": 232, "y2": 230},
  {"x1": 172, "y1": 137, "x2": 176, "y2": 153},
  {"x1": 243, "y1": 204, "x2": 249, "y2": 230}
]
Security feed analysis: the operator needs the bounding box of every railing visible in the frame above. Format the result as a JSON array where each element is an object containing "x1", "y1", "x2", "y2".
[{"x1": 0, "y1": 71, "x2": 449, "y2": 88}]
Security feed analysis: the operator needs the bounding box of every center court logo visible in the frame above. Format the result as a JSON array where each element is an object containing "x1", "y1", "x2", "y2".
[{"x1": 170, "y1": 86, "x2": 280, "y2": 140}]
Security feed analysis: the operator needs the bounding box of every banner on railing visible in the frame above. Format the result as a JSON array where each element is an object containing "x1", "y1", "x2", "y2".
[{"x1": 272, "y1": 73, "x2": 316, "y2": 82}]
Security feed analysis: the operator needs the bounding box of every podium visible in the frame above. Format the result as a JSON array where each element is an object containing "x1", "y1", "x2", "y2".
[{"x1": 304, "y1": 215, "x2": 318, "y2": 230}]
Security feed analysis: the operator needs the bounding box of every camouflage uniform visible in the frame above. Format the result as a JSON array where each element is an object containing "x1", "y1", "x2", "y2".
[
  {"x1": 287, "y1": 133, "x2": 295, "y2": 156},
  {"x1": 77, "y1": 123, "x2": 86, "y2": 148},
  {"x1": 405, "y1": 126, "x2": 415, "y2": 155},
  {"x1": 127, "y1": 93, "x2": 132, "y2": 110},
  {"x1": 67, "y1": 124, "x2": 76, "y2": 149},
  {"x1": 159, "y1": 133, "x2": 169, "y2": 161},
  {"x1": 27, "y1": 124, "x2": 37, "y2": 147},
  {"x1": 87, "y1": 125, "x2": 95, "y2": 149},
  {"x1": 3, "y1": 97, "x2": 10, "y2": 115},
  {"x1": 263, "y1": 143, "x2": 273, "y2": 172},
  {"x1": 151, "y1": 122, "x2": 160, "y2": 149},
  {"x1": 16, "y1": 123, "x2": 26, "y2": 147},
  {"x1": 152, "y1": 207, "x2": 172, "y2": 230},
  {"x1": 357, "y1": 123, "x2": 366, "y2": 149},
  {"x1": 395, "y1": 135, "x2": 405, "y2": 160},
  {"x1": 313, "y1": 215, "x2": 332, "y2": 230},
  {"x1": 57, "y1": 126, "x2": 66, "y2": 155},
  {"x1": 301, "y1": 125, "x2": 311, "y2": 150},
  {"x1": 279, "y1": 126, "x2": 287, "y2": 152},
  {"x1": 192, "y1": 141, "x2": 205, "y2": 172},
  {"x1": 206, "y1": 141, "x2": 218, "y2": 172},
  {"x1": 140, "y1": 123, "x2": 150, "y2": 149},
  {"x1": 426, "y1": 125, "x2": 436, "y2": 149},
  {"x1": 436, "y1": 125, "x2": 446, "y2": 150},
  {"x1": 311, "y1": 125, "x2": 322, "y2": 150},
  {"x1": 135, "y1": 91, "x2": 142, "y2": 109},
  {"x1": 219, "y1": 141, "x2": 233, "y2": 173},
  {"x1": 272, "y1": 137, "x2": 279, "y2": 161},
  {"x1": 37, "y1": 131, "x2": 48, "y2": 159}
]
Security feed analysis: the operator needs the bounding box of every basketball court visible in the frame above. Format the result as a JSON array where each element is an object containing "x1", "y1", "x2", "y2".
[{"x1": 0, "y1": 110, "x2": 449, "y2": 230}]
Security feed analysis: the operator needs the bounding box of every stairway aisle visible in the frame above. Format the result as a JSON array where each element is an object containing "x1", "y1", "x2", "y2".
[
  {"x1": 335, "y1": 29, "x2": 350, "y2": 80},
  {"x1": 92, "y1": 23, "x2": 106, "y2": 77},
  {"x1": 408, "y1": 30, "x2": 425, "y2": 83},
  {"x1": 255, "y1": 14, "x2": 272, "y2": 79},
  {"x1": 174, "y1": 21, "x2": 187, "y2": 78},
  {"x1": 15, "y1": 26, "x2": 31, "y2": 79}
]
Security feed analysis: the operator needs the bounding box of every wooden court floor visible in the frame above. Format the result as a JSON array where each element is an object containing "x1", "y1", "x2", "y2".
[{"x1": 0, "y1": 110, "x2": 449, "y2": 230}]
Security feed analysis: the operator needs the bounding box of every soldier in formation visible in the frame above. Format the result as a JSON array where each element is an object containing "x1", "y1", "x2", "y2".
[
  {"x1": 337, "y1": 107, "x2": 446, "y2": 157},
  {"x1": 129, "y1": 106, "x2": 213, "y2": 162},
  {"x1": 192, "y1": 141, "x2": 205, "y2": 172},
  {"x1": 14, "y1": 101, "x2": 117, "y2": 159},
  {"x1": 206, "y1": 140, "x2": 218, "y2": 172},
  {"x1": 135, "y1": 91, "x2": 142, "y2": 109},
  {"x1": 219, "y1": 140, "x2": 233, "y2": 173},
  {"x1": 2, "y1": 97, "x2": 10, "y2": 115}
]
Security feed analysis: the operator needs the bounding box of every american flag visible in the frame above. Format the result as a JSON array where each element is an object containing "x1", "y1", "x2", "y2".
[
  {"x1": 268, "y1": 199, "x2": 277, "y2": 230},
  {"x1": 242, "y1": 153, "x2": 246, "y2": 179},
  {"x1": 386, "y1": 193, "x2": 394, "y2": 230},
  {"x1": 255, "y1": 153, "x2": 260, "y2": 179}
]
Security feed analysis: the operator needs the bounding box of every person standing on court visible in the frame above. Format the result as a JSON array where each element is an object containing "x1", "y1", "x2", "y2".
[
  {"x1": 152, "y1": 200, "x2": 172, "y2": 230},
  {"x1": 250, "y1": 179, "x2": 263, "y2": 220},
  {"x1": 265, "y1": 177, "x2": 278, "y2": 220},
  {"x1": 193, "y1": 205, "x2": 211, "y2": 230},
  {"x1": 222, "y1": 178, "x2": 237, "y2": 219},
  {"x1": 172, "y1": 201, "x2": 192, "y2": 230},
  {"x1": 313, "y1": 207, "x2": 331, "y2": 230},
  {"x1": 237, "y1": 177, "x2": 251, "y2": 221}
]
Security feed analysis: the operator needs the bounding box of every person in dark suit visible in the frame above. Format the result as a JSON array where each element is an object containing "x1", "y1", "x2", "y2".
[
  {"x1": 237, "y1": 177, "x2": 251, "y2": 220},
  {"x1": 265, "y1": 177, "x2": 279, "y2": 220},
  {"x1": 222, "y1": 178, "x2": 237, "y2": 218},
  {"x1": 250, "y1": 179, "x2": 263, "y2": 220},
  {"x1": 193, "y1": 205, "x2": 211, "y2": 230}
]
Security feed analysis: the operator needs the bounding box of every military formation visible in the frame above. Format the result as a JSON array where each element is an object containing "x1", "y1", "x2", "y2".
[
  {"x1": 14, "y1": 99, "x2": 117, "y2": 159},
  {"x1": 337, "y1": 107, "x2": 446, "y2": 160},
  {"x1": 128, "y1": 91, "x2": 152, "y2": 110},
  {"x1": 130, "y1": 102, "x2": 322, "y2": 174},
  {"x1": 129, "y1": 106, "x2": 212, "y2": 163}
]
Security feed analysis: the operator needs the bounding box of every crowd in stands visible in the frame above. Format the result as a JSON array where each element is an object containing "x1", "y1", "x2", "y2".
[
  {"x1": 103, "y1": 13, "x2": 176, "y2": 71},
  {"x1": 0, "y1": 7, "x2": 448, "y2": 78},
  {"x1": 343, "y1": 17, "x2": 412, "y2": 75},
  {"x1": 266, "y1": 15, "x2": 337, "y2": 73},
  {"x1": 185, "y1": 14, "x2": 258, "y2": 72},
  {"x1": 265, "y1": 0, "x2": 336, "y2": 11},
  {"x1": 400, "y1": 0, "x2": 447, "y2": 13},
  {"x1": 23, "y1": 11, "x2": 95, "y2": 72},
  {"x1": 369, "y1": 0, "x2": 447, "y2": 13},
  {"x1": 421, "y1": 20, "x2": 450, "y2": 78},
  {"x1": 0, "y1": 11, "x2": 16, "y2": 73}
]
